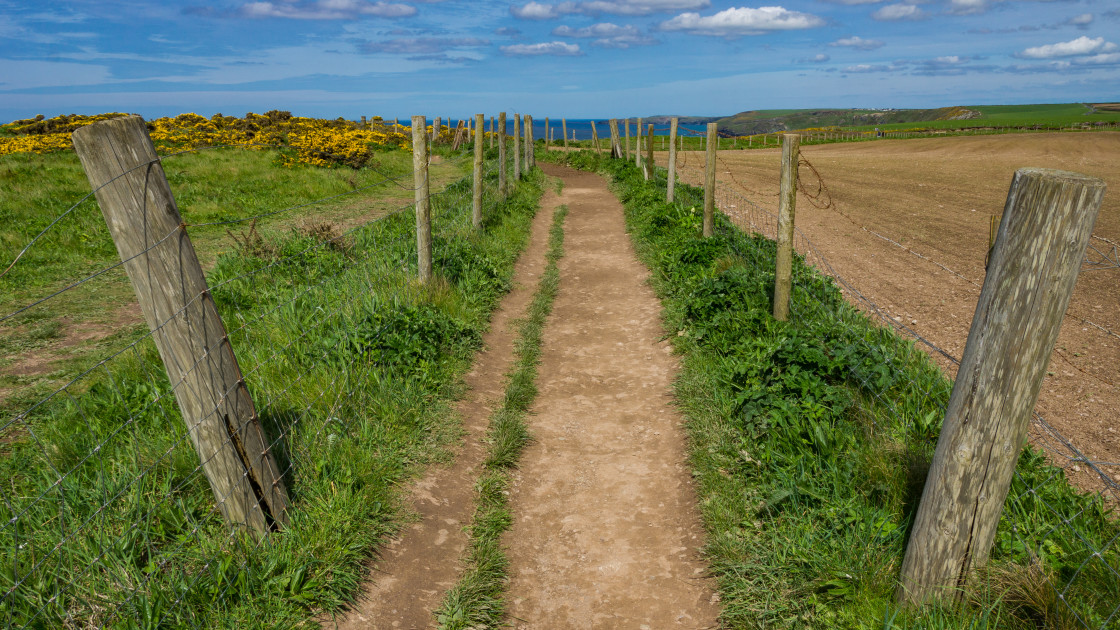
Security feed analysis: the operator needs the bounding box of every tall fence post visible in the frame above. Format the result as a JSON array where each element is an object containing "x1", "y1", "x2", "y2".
[
  {"x1": 772, "y1": 133, "x2": 800, "y2": 321},
  {"x1": 635, "y1": 117, "x2": 643, "y2": 170},
  {"x1": 562, "y1": 118, "x2": 568, "y2": 149},
  {"x1": 513, "y1": 114, "x2": 521, "y2": 181},
  {"x1": 702, "y1": 122, "x2": 718, "y2": 238},
  {"x1": 897, "y1": 168, "x2": 1106, "y2": 607},
  {"x1": 624, "y1": 118, "x2": 631, "y2": 161},
  {"x1": 432, "y1": 116, "x2": 440, "y2": 143},
  {"x1": 490, "y1": 115, "x2": 495, "y2": 150},
  {"x1": 645, "y1": 123, "x2": 654, "y2": 180},
  {"x1": 525, "y1": 114, "x2": 534, "y2": 170},
  {"x1": 590, "y1": 121, "x2": 601, "y2": 155},
  {"x1": 473, "y1": 113, "x2": 484, "y2": 229},
  {"x1": 609, "y1": 119, "x2": 622, "y2": 158},
  {"x1": 498, "y1": 112, "x2": 507, "y2": 197},
  {"x1": 545, "y1": 117, "x2": 550, "y2": 150},
  {"x1": 413, "y1": 116, "x2": 433, "y2": 283},
  {"x1": 667, "y1": 117, "x2": 679, "y2": 203},
  {"x1": 70, "y1": 115, "x2": 289, "y2": 536}
]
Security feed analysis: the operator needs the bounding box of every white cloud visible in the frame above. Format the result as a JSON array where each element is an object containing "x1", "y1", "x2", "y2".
[
  {"x1": 798, "y1": 53, "x2": 830, "y2": 62},
  {"x1": 1020, "y1": 36, "x2": 1117, "y2": 59},
  {"x1": 241, "y1": 0, "x2": 417, "y2": 19},
  {"x1": 510, "y1": 0, "x2": 709, "y2": 19},
  {"x1": 1068, "y1": 13, "x2": 1093, "y2": 28},
  {"x1": 871, "y1": 3, "x2": 924, "y2": 21},
  {"x1": 659, "y1": 6, "x2": 825, "y2": 36},
  {"x1": 829, "y1": 35, "x2": 884, "y2": 50},
  {"x1": 816, "y1": 0, "x2": 884, "y2": 4},
  {"x1": 500, "y1": 41, "x2": 583, "y2": 55},
  {"x1": 1072, "y1": 52, "x2": 1120, "y2": 65},
  {"x1": 946, "y1": 0, "x2": 987, "y2": 16},
  {"x1": 552, "y1": 22, "x2": 657, "y2": 47}
]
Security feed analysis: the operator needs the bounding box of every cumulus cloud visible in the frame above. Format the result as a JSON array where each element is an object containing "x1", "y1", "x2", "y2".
[
  {"x1": 241, "y1": 0, "x2": 416, "y2": 19},
  {"x1": 871, "y1": 3, "x2": 924, "y2": 21},
  {"x1": 1019, "y1": 36, "x2": 1117, "y2": 59},
  {"x1": 1073, "y1": 52, "x2": 1120, "y2": 65},
  {"x1": 552, "y1": 22, "x2": 658, "y2": 47},
  {"x1": 829, "y1": 35, "x2": 884, "y2": 50},
  {"x1": 658, "y1": 6, "x2": 825, "y2": 36},
  {"x1": 500, "y1": 41, "x2": 583, "y2": 55},
  {"x1": 510, "y1": 0, "x2": 709, "y2": 19}
]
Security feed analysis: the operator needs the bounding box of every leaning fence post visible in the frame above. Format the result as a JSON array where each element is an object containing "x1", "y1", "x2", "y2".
[
  {"x1": 609, "y1": 119, "x2": 622, "y2": 158},
  {"x1": 71, "y1": 115, "x2": 289, "y2": 536},
  {"x1": 645, "y1": 123, "x2": 654, "y2": 180},
  {"x1": 498, "y1": 112, "x2": 507, "y2": 197},
  {"x1": 412, "y1": 116, "x2": 433, "y2": 283},
  {"x1": 513, "y1": 114, "x2": 522, "y2": 181},
  {"x1": 772, "y1": 133, "x2": 800, "y2": 321},
  {"x1": 897, "y1": 168, "x2": 1106, "y2": 608},
  {"x1": 702, "y1": 122, "x2": 718, "y2": 238},
  {"x1": 473, "y1": 113, "x2": 484, "y2": 229},
  {"x1": 667, "y1": 117, "x2": 679, "y2": 202},
  {"x1": 590, "y1": 121, "x2": 601, "y2": 155}
]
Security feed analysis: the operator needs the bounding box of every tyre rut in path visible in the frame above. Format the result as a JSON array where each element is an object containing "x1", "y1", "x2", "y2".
[
  {"x1": 327, "y1": 185, "x2": 559, "y2": 630},
  {"x1": 504, "y1": 163, "x2": 720, "y2": 628}
]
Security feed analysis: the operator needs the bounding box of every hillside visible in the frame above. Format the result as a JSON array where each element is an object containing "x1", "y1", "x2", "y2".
[{"x1": 715, "y1": 106, "x2": 981, "y2": 135}]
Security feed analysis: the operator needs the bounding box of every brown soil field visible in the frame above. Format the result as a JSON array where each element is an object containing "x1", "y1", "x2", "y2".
[{"x1": 662, "y1": 132, "x2": 1120, "y2": 496}]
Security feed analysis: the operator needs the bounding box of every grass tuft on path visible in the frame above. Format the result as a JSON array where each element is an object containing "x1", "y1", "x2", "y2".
[{"x1": 437, "y1": 189, "x2": 568, "y2": 630}]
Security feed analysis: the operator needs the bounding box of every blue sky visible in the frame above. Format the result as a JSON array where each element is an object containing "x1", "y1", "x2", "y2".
[{"x1": 1, "y1": 0, "x2": 1118, "y2": 121}]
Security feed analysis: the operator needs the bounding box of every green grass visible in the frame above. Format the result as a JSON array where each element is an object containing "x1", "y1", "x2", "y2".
[
  {"x1": 0, "y1": 146, "x2": 469, "y2": 416},
  {"x1": 542, "y1": 148, "x2": 1120, "y2": 629},
  {"x1": 0, "y1": 146, "x2": 540, "y2": 628},
  {"x1": 437, "y1": 193, "x2": 567, "y2": 630}
]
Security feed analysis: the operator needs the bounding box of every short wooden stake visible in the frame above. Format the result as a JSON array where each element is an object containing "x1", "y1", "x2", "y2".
[
  {"x1": 412, "y1": 116, "x2": 433, "y2": 283},
  {"x1": 772, "y1": 134, "x2": 800, "y2": 320},
  {"x1": 498, "y1": 112, "x2": 507, "y2": 197},
  {"x1": 897, "y1": 168, "x2": 1105, "y2": 608},
  {"x1": 71, "y1": 116, "x2": 290, "y2": 536},
  {"x1": 702, "y1": 122, "x2": 718, "y2": 237},
  {"x1": 473, "y1": 113, "x2": 484, "y2": 229},
  {"x1": 667, "y1": 117, "x2": 679, "y2": 202}
]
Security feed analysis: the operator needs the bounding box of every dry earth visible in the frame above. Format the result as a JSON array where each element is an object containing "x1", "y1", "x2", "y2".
[{"x1": 664, "y1": 132, "x2": 1120, "y2": 494}]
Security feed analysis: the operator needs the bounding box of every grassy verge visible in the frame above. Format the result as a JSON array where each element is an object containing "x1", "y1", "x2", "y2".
[
  {"x1": 541, "y1": 148, "x2": 1119, "y2": 629},
  {"x1": 0, "y1": 156, "x2": 541, "y2": 627},
  {"x1": 436, "y1": 196, "x2": 568, "y2": 630}
]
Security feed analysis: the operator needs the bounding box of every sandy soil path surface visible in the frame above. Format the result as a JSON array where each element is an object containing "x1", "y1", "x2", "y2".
[
  {"x1": 328, "y1": 187, "x2": 559, "y2": 630},
  {"x1": 665, "y1": 133, "x2": 1120, "y2": 494},
  {"x1": 503, "y1": 163, "x2": 719, "y2": 629}
]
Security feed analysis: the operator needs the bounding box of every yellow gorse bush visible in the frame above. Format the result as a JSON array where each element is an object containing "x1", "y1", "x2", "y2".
[{"x1": 0, "y1": 111, "x2": 411, "y2": 168}]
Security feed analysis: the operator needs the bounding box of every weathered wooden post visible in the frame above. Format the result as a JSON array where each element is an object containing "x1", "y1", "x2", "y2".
[
  {"x1": 525, "y1": 114, "x2": 534, "y2": 170},
  {"x1": 432, "y1": 116, "x2": 441, "y2": 143},
  {"x1": 412, "y1": 116, "x2": 433, "y2": 283},
  {"x1": 498, "y1": 112, "x2": 507, "y2": 196},
  {"x1": 702, "y1": 122, "x2": 718, "y2": 238},
  {"x1": 513, "y1": 114, "x2": 521, "y2": 181},
  {"x1": 623, "y1": 118, "x2": 630, "y2": 161},
  {"x1": 473, "y1": 113, "x2": 484, "y2": 229},
  {"x1": 645, "y1": 123, "x2": 654, "y2": 180},
  {"x1": 897, "y1": 168, "x2": 1106, "y2": 607},
  {"x1": 667, "y1": 118, "x2": 679, "y2": 203},
  {"x1": 772, "y1": 134, "x2": 800, "y2": 321},
  {"x1": 562, "y1": 118, "x2": 568, "y2": 149},
  {"x1": 71, "y1": 116, "x2": 289, "y2": 536},
  {"x1": 451, "y1": 119, "x2": 467, "y2": 151},
  {"x1": 590, "y1": 121, "x2": 601, "y2": 155},
  {"x1": 545, "y1": 117, "x2": 550, "y2": 150},
  {"x1": 490, "y1": 115, "x2": 495, "y2": 150},
  {"x1": 635, "y1": 117, "x2": 643, "y2": 170},
  {"x1": 608, "y1": 119, "x2": 622, "y2": 158}
]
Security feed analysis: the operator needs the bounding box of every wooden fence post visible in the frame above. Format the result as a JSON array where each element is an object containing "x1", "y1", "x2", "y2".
[
  {"x1": 897, "y1": 168, "x2": 1106, "y2": 607},
  {"x1": 451, "y1": 119, "x2": 467, "y2": 151},
  {"x1": 513, "y1": 114, "x2": 521, "y2": 181},
  {"x1": 525, "y1": 114, "x2": 534, "y2": 170},
  {"x1": 71, "y1": 116, "x2": 289, "y2": 536},
  {"x1": 609, "y1": 119, "x2": 622, "y2": 158},
  {"x1": 498, "y1": 112, "x2": 507, "y2": 196},
  {"x1": 545, "y1": 117, "x2": 550, "y2": 150},
  {"x1": 412, "y1": 116, "x2": 433, "y2": 283},
  {"x1": 645, "y1": 123, "x2": 654, "y2": 180},
  {"x1": 432, "y1": 117, "x2": 440, "y2": 143},
  {"x1": 591, "y1": 121, "x2": 601, "y2": 155},
  {"x1": 667, "y1": 117, "x2": 679, "y2": 203},
  {"x1": 635, "y1": 117, "x2": 643, "y2": 170},
  {"x1": 562, "y1": 118, "x2": 568, "y2": 149},
  {"x1": 703, "y1": 122, "x2": 718, "y2": 238},
  {"x1": 772, "y1": 134, "x2": 800, "y2": 321},
  {"x1": 473, "y1": 113, "x2": 484, "y2": 229},
  {"x1": 490, "y1": 115, "x2": 495, "y2": 150}
]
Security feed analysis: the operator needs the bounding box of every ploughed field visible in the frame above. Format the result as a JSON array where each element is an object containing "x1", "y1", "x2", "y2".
[{"x1": 665, "y1": 132, "x2": 1120, "y2": 495}]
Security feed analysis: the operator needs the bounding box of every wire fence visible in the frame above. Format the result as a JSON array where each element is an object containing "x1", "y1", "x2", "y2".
[
  {"x1": 647, "y1": 138, "x2": 1119, "y2": 628},
  {"x1": 0, "y1": 123, "x2": 528, "y2": 628}
]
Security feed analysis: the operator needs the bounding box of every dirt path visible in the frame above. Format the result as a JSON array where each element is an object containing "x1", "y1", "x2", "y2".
[
  {"x1": 503, "y1": 163, "x2": 719, "y2": 628},
  {"x1": 328, "y1": 187, "x2": 559, "y2": 630},
  {"x1": 665, "y1": 133, "x2": 1120, "y2": 494}
]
